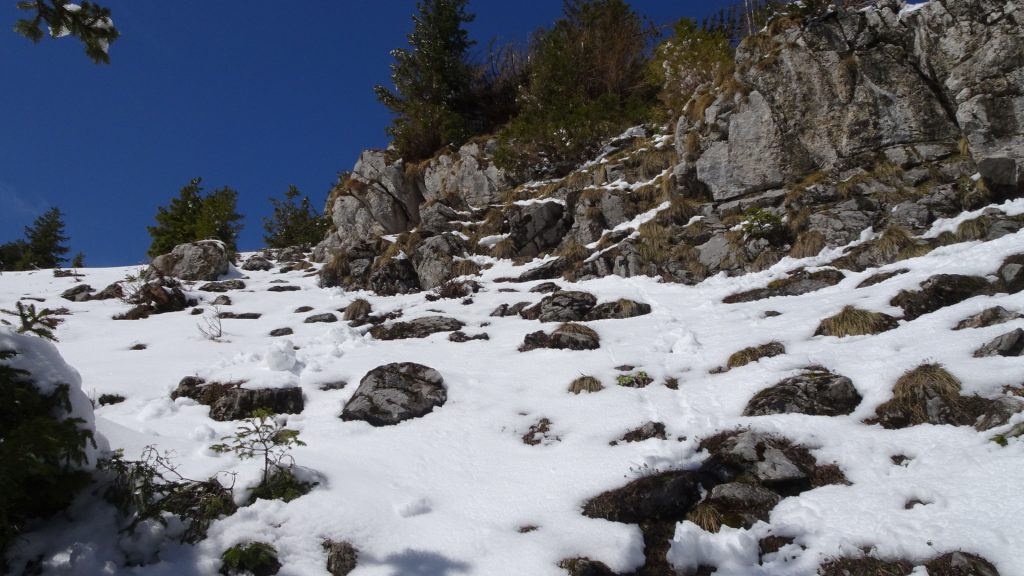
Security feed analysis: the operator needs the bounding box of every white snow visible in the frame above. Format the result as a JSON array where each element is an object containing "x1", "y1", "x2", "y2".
[{"x1": 2, "y1": 208, "x2": 1024, "y2": 575}]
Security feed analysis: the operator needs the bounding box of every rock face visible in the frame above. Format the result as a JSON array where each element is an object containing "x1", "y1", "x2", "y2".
[
  {"x1": 521, "y1": 291, "x2": 597, "y2": 322},
  {"x1": 421, "y1": 140, "x2": 509, "y2": 208},
  {"x1": 410, "y1": 234, "x2": 468, "y2": 291},
  {"x1": 147, "y1": 241, "x2": 230, "y2": 281},
  {"x1": 973, "y1": 328, "x2": 1024, "y2": 357},
  {"x1": 744, "y1": 368, "x2": 862, "y2": 417},
  {"x1": 341, "y1": 363, "x2": 446, "y2": 426},
  {"x1": 891, "y1": 274, "x2": 992, "y2": 320}
]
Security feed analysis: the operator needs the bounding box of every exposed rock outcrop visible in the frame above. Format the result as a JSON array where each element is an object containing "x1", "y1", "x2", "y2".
[
  {"x1": 341, "y1": 362, "x2": 446, "y2": 426},
  {"x1": 147, "y1": 241, "x2": 230, "y2": 281}
]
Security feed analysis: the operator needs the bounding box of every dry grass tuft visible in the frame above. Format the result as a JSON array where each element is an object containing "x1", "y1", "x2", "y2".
[
  {"x1": 342, "y1": 298, "x2": 371, "y2": 321},
  {"x1": 555, "y1": 241, "x2": 589, "y2": 262},
  {"x1": 451, "y1": 259, "x2": 482, "y2": 278},
  {"x1": 955, "y1": 216, "x2": 990, "y2": 242},
  {"x1": 725, "y1": 341, "x2": 785, "y2": 370},
  {"x1": 686, "y1": 501, "x2": 724, "y2": 533},
  {"x1": 892, "y1": 363, "x2": 962, "y2": 405},
  {"x1": 568, "y1": 376, "x2": 604, "y2": 395},
  {"x1": 789, "y1": 230, "x2": 825, "y2": 259},
  {"x1": 815, "y1": 305, "x2": 899, "y2": 337},
  {"x1": 491, "y1": 238, "x2": 517, "y2": 260}
]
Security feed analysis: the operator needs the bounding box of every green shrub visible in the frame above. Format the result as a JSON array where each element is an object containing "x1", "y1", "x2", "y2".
[
  {"x1": 220, "y1": 542, "x2": 281, "y2": 576},
  {"x1": 740, "y1": 208, "x2": 786, "y2": 244},
  {"x1": 263, "y1": 185, "x2": 329, "y2": 249},
  {"x1": 147, "y1": 177, "x2": 244, "y2": 258},
  {"x1": 647, "y1": 18, "x2": 733, "y2": 120},
  {"x1": 0, "y1": 349, "x2": 95, "y2": 569},
  {"x1": 212, "y1": 409, "x2": 308, "y2": 503},
  {"x1": 1, "y1": 302, "x2": 60, "y2": 341}
]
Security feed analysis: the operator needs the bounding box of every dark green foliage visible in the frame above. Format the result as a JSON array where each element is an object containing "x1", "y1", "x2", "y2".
[
  {"x1": 70, "y1": 252, "x2": 85, "y2": 268},
  {"x1": 246, "y1": 467, "x2": 312, "y2": 504},
  {"x1": 374, "y1": 0, "x2": 476, "y2": 162},
  {"x1": 14, "y1": 0, "x2": 119, "y2": 63},
  {"x1": 98, "y1": 446, "x2": 236, "y2": 544},
  {"x1": 263, "y1": 186, "x2": 329, "y2": 249},
  {"x1": 741, "y1": 208, "x2": 788, "y2": 245},
  {"x1": 494, "y1": 0, "x2": 657, "y2": 179},
  {"x1": 21, "y1": 207, "x2": 70, "y2": 269},
  {"x1": 648, "y1": 18, "x2": 734, "y2": 119},
  {"x1": 1, "y1": 301, "x2": 60, "y2": 341},
  {"x1": 0, "y1": 241, "x2": 27, "y2": 272},
  {"x1": 0, "y1": 349, "x2": 95, "y2": 569},
  {"x1": 220, "y1": 542, "x2": 281, "y2": 576},
  {"x1": 147, "y1": 177, "x2": 244, "y2": 258}
]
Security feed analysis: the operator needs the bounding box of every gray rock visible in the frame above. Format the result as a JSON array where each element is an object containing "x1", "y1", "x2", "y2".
[
  {"x1": 61, "y1": 284, "x2": 94, "y2": 302},
  {"x1": 199, "y1": 279, "x2": 245, "y2": 292},
  {"x1": 368, "y1": 316, "x2": 464, "y2": 340},
  {"x1": 324, "y1": 541, "x2": 358, "y2": 576},
  {"x1": 490, "y1": 302, "x2": 530, "y2": 317},
  {"x1": 891, "y1": 274, "x2": 992, "y2": 321},
  {"x1": 924, "y1": 552, "x2": 1000, "y2": 576},
  {"x1": 304, "y1": 313, "x2": 338, "y2": 324},
  {"x1": 411, "y1": 233, "x2": 468, "y2": 290},
  {"x1": 269, "y1": 328, "x2": 293, "y2": 337},
  {"x1": 973, "y1": 329, "x2": 1024, "y2": 358},
  {"x1": 211, "y1": 295, "x2": 232, "y2": 306},
  {"x1": 520, "y1": 291, "x2": 597, "y2": 323},
  {"x1": 519, "y1": 323, "x2": 600, "y2": 352},
  {"x1": 507, "y1": 201, "x2": 570, "y2": 258},
  {"x1": 997, "y1": 254, "x2": 1024, "y2": 294},
  {"x1": 267, "y1": 285, "x2": 301, "y2": 292},
  {"x1": 147, "y1": 240, "x2": 230, "y2": 281},
  {"x1": 616, "y1": 421, "x2": 666, "y2": 444},
  {"x1": 170, "y1": 377, "x2": 303, "y2": 422},
  {"x1": 806, "y1": 201, "x2": 877, "y2": 248},
  {"x1": 241, "y1": 255, "x2": 274, "y2": 271},
  {"x1": 369, "y1": 258, "x2": 421, "y2": 296},
  {"x1": 723, "y1": 269, "x2": 845, "y2": 303},
  {"x1": 954, "y1": 306, "x2": 1021, "y2": 330},
  {"x1": 697, "y1": 430, "x2": 821, "y2": 494},
  {"x1": 421, "y1": 140, "x2": 509, "y2": 208},
  {"x1": 744, "y1": 368, "x2": 862, "y2": 417},
  {"x1": 583, "y1": 299, "x2": 652, "y2": 321},
  {"x1": 341, "y1": 362, "x2": 446, "y2": 426},
  {"x1": 706, "y1": 482, "x2": 782, "y2": 527},
  {"x1": 975, "y1": 396, "x2": 1024, "y2": 432},
  {"x1": 582, "y1": 470, "x2": 702, "y2": 524}
]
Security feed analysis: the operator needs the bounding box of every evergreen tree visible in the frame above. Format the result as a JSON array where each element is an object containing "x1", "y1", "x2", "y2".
[
  {"x1": 147, "y1": 178, "x2": 244, "y2": 258},
  {"x1": 0, "y1": 241, "x2": 27, "y2": 272},
  {"x1": 263, "y1": 186, "x2": 328, "y2": 249},
  {"x1": 374, "y1": 0, "x2": 476, "y2": 162},
  {"x1": 20, "y1": 207, "x2": 70, "y2": 269},
  {"x1": 14, "y1": 0, "x2": 119, "y2": 63}
]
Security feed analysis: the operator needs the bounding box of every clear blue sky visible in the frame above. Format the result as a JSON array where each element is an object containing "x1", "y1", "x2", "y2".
[{"x1": 0, "y1": 1, "x2": 736, "y2": 267}]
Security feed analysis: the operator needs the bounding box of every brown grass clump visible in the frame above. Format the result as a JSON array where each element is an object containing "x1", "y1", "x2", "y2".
[
  {"x1": 555, "y1": 241, "x2": 589, "y2": 263},
  {"x1": 451, "y1": 259, "x2": 482, "y2": 278},
  {"x1": 568, "y1": 376, "x2": 604, "y2": 395},
  {"x1": 656, "y1": 197, "x2": 702, "y2": 227},
  {"x1": 815, "y1": 306, "x2": 899, "y2": 337},
  {"x1": 490, "y1": 238, "x2": 517, "y2": 260},
  {"x1": 687, "y1": 90, "x2": 716, "y2": 123},
  {"x1": 955, "y1": 216, "x2": 990, "y2": 242},
  {"x1": 789, "y1": 230, "x2": 825, "y2": 259},
  {"x1": 892, "y1": 363, "x2": 961, "y2": 407},
  {"x1": 686, "y1": 501, "x2": 724, "y2": 533},
  {"x1": 342, "y1": 298, "x2": 371, "y2": 322},
  {"x1": 818, "y1": 556, "x2": 914, "y2": 576},
  {"x1": 683, "y1": 130, "x2": 701, "y2": 158},
  {"x1": 319, "y1": 252, "x2": 350, "y2": 288},
  {"x1": 556, "y1": 323, "x2": 598, "y2": 337},
  {"x1": 725, "y1": 341, "x2": 786, "y2": 370},
  {"x1": 564, "y1": 170, "x2": 593, "y2": 191}
]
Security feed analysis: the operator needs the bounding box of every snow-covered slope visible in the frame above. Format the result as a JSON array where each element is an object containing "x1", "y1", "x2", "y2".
[{"x1": 2, "y1": 204, "x2": 1024, "y2": 575}]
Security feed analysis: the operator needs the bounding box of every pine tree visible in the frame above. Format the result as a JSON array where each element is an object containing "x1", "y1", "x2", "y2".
[
  {"x1": 20, "y1": 207, "x2": 70, "y2": 269},
  {"x1": 14, "y1": 0, "x2": 119, "y2": 63},
  {"x1": 263, "y1": 186, "x2": 328, "y2": 249},
  {"x1": 147, "y1": 178, "x2": 244, "y2": 258},
  {"x1": 374, "y1": 0, "x2": 476, "y2": 162},
  {"x1": 0, "y1": 241, "x2": 28, "y2": 272}
]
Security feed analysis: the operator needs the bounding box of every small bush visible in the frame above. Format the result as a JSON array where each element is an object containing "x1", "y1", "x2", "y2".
[
  {"x1": 342, "y1": 298, "x2": 372, "y2": 322},
  {"x1": 211, "y1": 409, "x2": 308, "y2": 503},
  {"x1": 0, "y1": 301, "x2": 60, "y2": 341},
  {"x1": 740, "y1": 208, "x2": 787, "y2": 244},
  {"x1": 616, "y1": 371, "x2": 653, "y2": 388},
  {"x1": 815, "y1": 306, "x2": 899, "y2": 337},
  {"x1": 221, "y1": 541, "x2": 281, "y2": 576}
]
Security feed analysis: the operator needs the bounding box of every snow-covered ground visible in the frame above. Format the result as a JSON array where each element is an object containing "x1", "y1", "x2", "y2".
[{"x1": 2, "y1": 207, "x2": 1024, "y2": 575}]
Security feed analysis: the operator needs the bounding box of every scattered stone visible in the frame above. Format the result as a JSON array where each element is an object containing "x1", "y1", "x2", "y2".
[
  {"x1": 614, "y1": 421, "x2": 666, "y2": 444},
  {"x1": 171, "y1": 377, "x2": 303, "y2": 421},
  {"x1": 211, "y1": 295, "x2": 232, "y2": 306},
  {"x1": 323, "y1": 540, "x2": 358, "y2": 576},
  {"x1": 341, "y1": 363, "x2": 446, "y2": 426},
  {"x1": 975, "y1": 397, "x2": 1024, "y2": 431},
  {"x1": 568, "y1": 376, "x2": 603, "y2": 394},
  {"x1": 369, "y1": 316, "x2": 464, "y2": 340},
  {"x1": 890, "y1": 274, "x2": 992, "y2": 321},
  {"x1": 61, "y1": 284, "x2": 94, "y2": 302},
  {"x1": 490, "y1": 302, "x2": 530, "y2": 317},
  {"x1": 294, "y1": 306, "x2": 314, "y2": 313},
  {"x1": 369, "y1": 258, "x2": 421, "y2": 296},
  {"x1": 857, "y1": 268, "x2": 909, "y2": 289},
  {"x1": 697, "y1": 429, "x2": 839, "y2": 495},
  {"x1": 305, "y1": 313, "x2": 338, "y2": 324},
  {"x1": 583, "y1": 299, "x2": 652, "y2": 321},
  {"x1": 724, "y1": 341, "x2": 785, "y2": 371},
  {"x1": 616, "y1": 371, "x2": 653, "y2": 388},
  {"x1": 558, "y1": 558, "x2": 616, "y2": 576},
  {"x1": 744, "y1": 367, "x2": 861, "y2": 417},
  {"x1": 870, "y1": 364, "x2": 982, "y2": 429},
  {"x1": 342, "y1": 299, "x2": 372, "y2": 323},
  {"x1": 241, "y1": 255, "x2": 274, "y2": 271},
  {"x1": 269, "y1": 328, "x2": 294, "y2": 337},
  {"x1": 529, "y1": 282, "x2": 562, "y2": 294},
  {"x1": 723, "y1": 269, "x2": 845, "y2": 303},
  {"x1": 520, "y1": 291, "x2": 597, "y2": 322},
  {"x1": 817, "y1": 557, "x2": 914, "y2": 576},
  {"x1": 996, "y1": 253, "x2": 1024, "y2": 294},
  {"x1": 582, "y1": 470, "x2": 702, "y2": 524},
  {"x1": 199, "y1": 280, "x2": 245, "y2": 292},
  {"x1": 218, "y1": 312, "x2": 261, "y2": 320},
  {"x1": 317, "y1": 381, "x2": 347, "y2": 391},
  {"x1": 97, "y1": 393, "x2": 126, "y2": 406},
  {"x1": 923, "y1": 552, "x2": 999, "y2": 576},
  {"x1": 147, "y1": 240, "x2": 230, "y2": 281},
  {"x1": 448, "y1": 331, "x2": 489, "y2": 343},
  {"x1": 954, "y1": 306, "x2": 1021, "y2": 330},
  {"x1": 973, "y1": 328, "x2": 1024, "y2": 357},
  {"x1": 129, "y1": 343, "x2": 147, "y2": 350},
  {"x1": 519, "y1": 323, "x2": 600, "y2": 352},
  {"x1": 702, "y1": 482, "x2": 782, "y2": 529},
  {"x1": 268, "y1": 285, "x2": 301, "y2": 292},
  {"x1": 91, "y1": 282, "x2": 124, "y2": 301},
  {"x1": 190, "y1": 308, "x2": 204, "y2": 316}
]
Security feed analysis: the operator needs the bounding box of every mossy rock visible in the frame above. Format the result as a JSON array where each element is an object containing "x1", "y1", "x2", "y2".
[{"x1": 220, "y1": 542, "x2": 281, "y2": 576}]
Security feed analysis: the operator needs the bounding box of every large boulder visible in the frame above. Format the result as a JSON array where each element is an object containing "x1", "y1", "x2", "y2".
[
  {"x1": 341, "y1": 363, "x2": 446, "y2": 426},
  {"x1": 368, "y1": 316, "x2": 464, "y2": 340},
  {"x1": 147, "y1": 240, "x2": 230, "y2": 281},
  {"x1": 507, "y1": 201, "x2": 571, "y2": 258},
  {"x1": 369, "y1": 258, "x2": 421, "y2": 296},
  {"x1": 520, "y1": 291, "x2": 597, "y2": 323},
  {"x1": 421, "y1": 140, "x2": 510, "y2": 208},
  {"x1": 411, "y1": 234, "x2": 468, "y2": 290},
  {"x1": 744, "y1": 368, "x2": 862, "y2": 417},
  {"x1": 890, "y1": 274, "x2": 992, "y2": 321},
  {"x1": 170, "y1": 377, "x2": 304, "y2": 422},
  {"x1": 582, "y1": 470, "x2": 703, "y2": 524}
]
